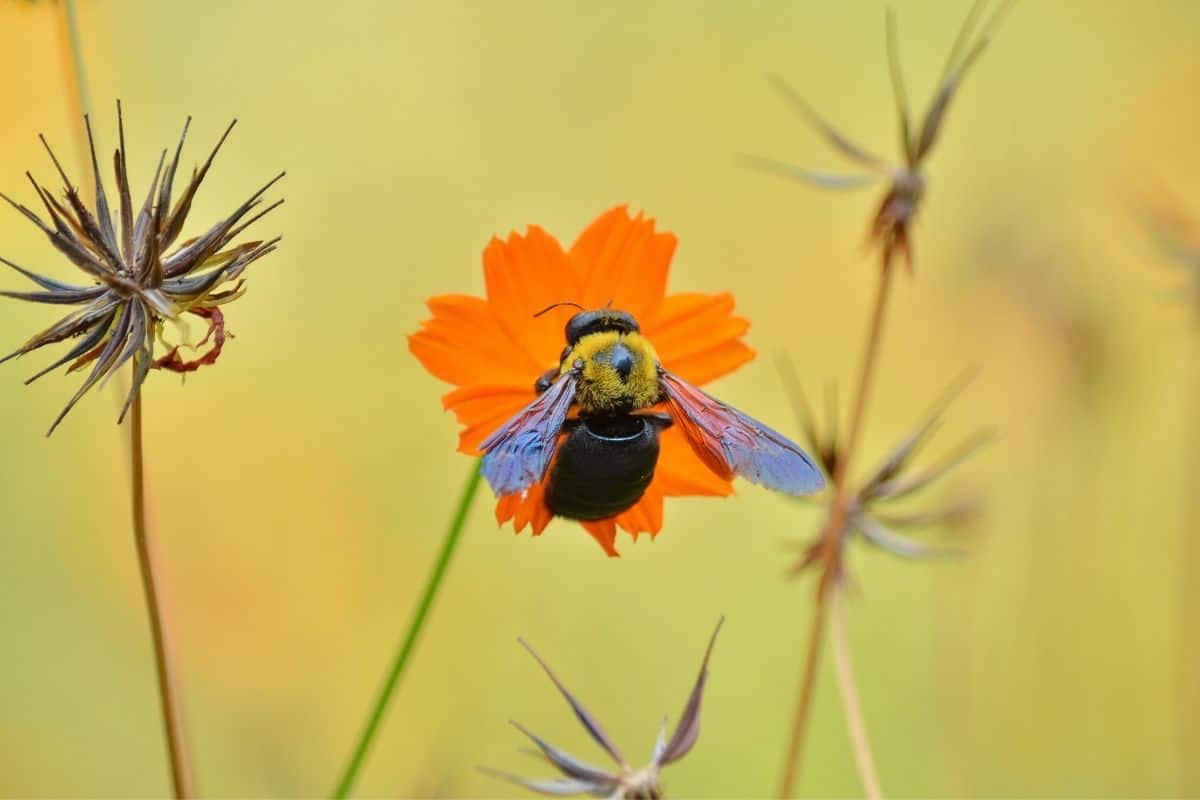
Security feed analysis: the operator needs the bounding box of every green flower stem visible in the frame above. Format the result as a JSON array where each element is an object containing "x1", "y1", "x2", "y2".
[{"x1": 332, "y1": 462, "x2": 484, "y2": 798}]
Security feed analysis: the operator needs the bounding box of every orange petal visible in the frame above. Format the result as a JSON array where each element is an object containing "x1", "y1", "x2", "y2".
[
  {"x1": 581, "y1": 519, "x2": 620, "y2": 557},
  {"x1": 441, "y1": 384, "x2": 535, "y2": 453},
  {"x1": 495, "y1": 481, "x2": 554, "y2": 536},
  {"x1": 409, "y1": 294, "x2": 538, "y2": 387},
  {"x1": 568, "y1": 206, "x2": 677, "y2": 321},
  {"x1": 483, "y1": 227, "x2": 582, "y2": 373},
  {"x1": 654, "y1": 425, "x2": 734, "y2": 497},
  {"x1": 496, "y1": 481, "x2": 616, "y2": 553},
  {"x1": 612, "y1": 482, "x2": 665, "y2": 540},
  {"x1": 644, "y1": 292, "x2": 755, "y2": 386},
  {"x1": 495, "y1": 492, "x2": 519, "y2": 525},
  {"x1": 494, "y1": 473, "x2": 620, "y2": 556},
  {"x1": 661, "y1": 340, "x2": 756, "y2": 387}
]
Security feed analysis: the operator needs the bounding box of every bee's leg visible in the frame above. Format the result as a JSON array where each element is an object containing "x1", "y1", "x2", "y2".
[
  {"x1": 561, "y1": 417, "x2": 582, "y2": 431},
  {"x1": 536, "y1": 346, "x2": 575, "y2": 393},
  {"x1": 534, "y1": 366, "x2": 559, "y2": 394}
]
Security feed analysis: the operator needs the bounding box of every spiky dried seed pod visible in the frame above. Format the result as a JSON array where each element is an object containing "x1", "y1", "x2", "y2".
[
  {"x1": 751, "y1": 0, "x2": 1014, "y2": 274},
  {"x1": 778, "y1": 362, "x2": 991, "y2": 577},
  {"x1": 481, "y1": 619, "x2": 723, "y2": 799},
  {"x1": 1139, "y1": 189, "x2": 1200, "y2": 325},
  {"x1": 0, "y1": 102, "x2": 283, "y2": 434}
]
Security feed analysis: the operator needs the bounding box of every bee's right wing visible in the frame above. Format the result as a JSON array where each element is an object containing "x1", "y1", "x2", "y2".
[
  {"x1": 480, "y1": 369, "x2": 578, "y2": 496},
  {"x1": 659, "y1": 368, "x2": 826, "y2": 496}
]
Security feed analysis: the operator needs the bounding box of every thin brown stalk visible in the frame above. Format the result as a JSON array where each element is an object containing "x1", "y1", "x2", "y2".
[
  {"x1": 1178, "y1": 332, "x2": 1200, "y2": 797},
  {"x1": 842, "y1": 259, "x2": 896, "y2": 469},
  {"x1": 830, "y1": 586, "x2": 883, "y2": 800},
  {"x1": 54, "y1": 0, "x2": 93, "y2": 188},
  {"x1": 130, "y1": 385, "x2": 194, "y2": 798},
  {"x1": 777, "y1": 263, "x2": 895, "y2": 798},
  {"x1": 775, "y1": 570, "x2": 831, "y2": 797}
]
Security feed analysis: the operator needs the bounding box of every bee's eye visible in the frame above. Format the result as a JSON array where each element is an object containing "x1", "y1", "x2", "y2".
[
  {"x1": 564, "y1": 311, "x2": 598, "y2": 344},
  {"x1": 565, "y1": 310, "x2": 612, "y2": 343}
]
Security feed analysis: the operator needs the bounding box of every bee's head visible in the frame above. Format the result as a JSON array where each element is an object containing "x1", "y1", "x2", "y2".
[
  {"x1": 564, "y1": 308, "x2": 640, "y2": 344},
  {"x1": 562, "y1": 325, "x2": 661, "y2": 414}
]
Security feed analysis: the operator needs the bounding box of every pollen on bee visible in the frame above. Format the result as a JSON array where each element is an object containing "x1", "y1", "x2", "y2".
[{"x1": 565, "y1": 331, "x2": 661, "y2": 413}]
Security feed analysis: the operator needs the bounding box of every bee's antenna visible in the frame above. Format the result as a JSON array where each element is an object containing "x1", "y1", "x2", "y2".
[{"x1": 533, "y1": 300, "x2": 585, "y2": 318}]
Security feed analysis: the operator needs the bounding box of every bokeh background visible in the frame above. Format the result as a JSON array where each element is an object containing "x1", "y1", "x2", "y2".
[{"x1": 1, "y1": 1, "x2": 1198, "y2": 797}]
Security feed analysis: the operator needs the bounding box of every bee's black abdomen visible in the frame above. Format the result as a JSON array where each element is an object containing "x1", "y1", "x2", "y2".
[{"x1": 546, "y1": 415, "x2": 663, "y2": 521}]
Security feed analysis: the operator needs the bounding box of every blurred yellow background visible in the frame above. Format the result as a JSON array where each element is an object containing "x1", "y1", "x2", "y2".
[{"x1": 1, "y1": 0, "x2": 1198, "y2": 797}]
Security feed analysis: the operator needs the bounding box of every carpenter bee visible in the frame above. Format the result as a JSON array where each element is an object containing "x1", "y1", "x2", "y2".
[{"x1": 480, "y1": 304, "x2": 826, "y2": 520}]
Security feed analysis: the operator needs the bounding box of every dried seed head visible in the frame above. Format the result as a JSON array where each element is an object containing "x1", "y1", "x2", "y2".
[
  {"x1": 0, "y1": 103, "x2": 284, "y2": 434},
  {"x1": 780, "y1": 364, "x2": 990, "y2": 578},
  {"x1": 1139, "y1": 187, "x2": 1200, "y2": 326},
  {"x1": 752, "y1": 0, "x2": 1013, "y2": 275},
  {"x1": 482, "y1": 619, "x2": 723, "y2": 798}
]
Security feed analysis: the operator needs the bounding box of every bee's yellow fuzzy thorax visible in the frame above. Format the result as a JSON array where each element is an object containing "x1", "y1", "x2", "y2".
[{"x1": 562, "y1": 330, "x2": 660, "y2": 413}]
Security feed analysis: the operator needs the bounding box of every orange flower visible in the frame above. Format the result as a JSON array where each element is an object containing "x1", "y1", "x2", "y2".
[{"x1": 409, "y1": 206, "x2": 755, "y2": 555}]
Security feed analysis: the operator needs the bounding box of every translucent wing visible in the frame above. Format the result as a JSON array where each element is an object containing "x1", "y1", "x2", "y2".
[
  {"x1": 659, "y1": 370, "x2": 825, "y2": 495},
  {"x1": 480, "y1": 369, "x2": 578, "y2": 496}
]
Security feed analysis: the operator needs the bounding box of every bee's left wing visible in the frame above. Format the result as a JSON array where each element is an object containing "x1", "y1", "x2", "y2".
[
  {"x1": 659, "y1": 369, "x2": 826, "y2": 495},
  {"x1": 479, "y1": 369, "x2": 578, "y2": 496}
]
